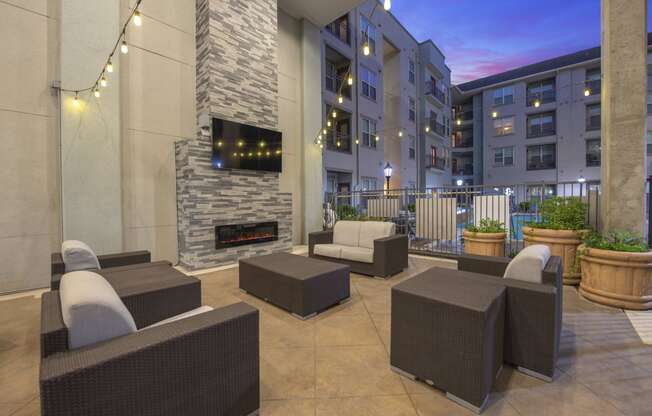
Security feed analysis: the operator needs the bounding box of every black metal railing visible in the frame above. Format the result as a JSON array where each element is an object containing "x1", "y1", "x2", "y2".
[
  {"x1": 427, "y1": 157, "x2": 447, "y2": 171},
  {"x1": 526, "y1": 90, "x2": 555, "y2": 106},
  {"x1": 323, "y1": 181, "x2": 609, "y2": 257},
  {"x1": 426, "y1": 81, "x2": 447, "y2": 104}
]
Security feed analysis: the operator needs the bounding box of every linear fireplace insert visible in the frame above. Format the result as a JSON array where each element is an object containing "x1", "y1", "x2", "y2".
[{"x1": 215, "y1": 221, "x2": 278, "y2": 249}]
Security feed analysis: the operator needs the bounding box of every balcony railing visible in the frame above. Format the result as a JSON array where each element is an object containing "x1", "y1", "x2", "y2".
[
  {"x1": 585, "y1": 79, "x2": 601, "y2": 95},
  {"x1": 325, "y1": 75, "x2": 351, "y2": 99},
  {"x1": 452, "y1": 164, "x2": 473, "y2": 176},
  {"x1": 425, "y1": 81, "x2": 446, "y2": 104},
  {"x1": 526, "y1": 90, "x2": 555, "y2": 106},
  {"x1": 453, "y1": 137, "x2": 474, "y2": 148},
  {"x1": 427, "y1": 157, "x2": 447, "y2": 170},
  {"x1": 429, "y1": 120, "x2": 446, "y2": 137}
]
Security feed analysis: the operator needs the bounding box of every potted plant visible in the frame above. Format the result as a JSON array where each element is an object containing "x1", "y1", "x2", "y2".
[
  {"x1": 579, "y1": 231, "x2": 652, "y2": 310},
  {"x1": 523, "y1": 196, "x2": 588, "y2": 285},
  {"x1": 463, "y1": 218, "x2": 507, "y2": 257}
]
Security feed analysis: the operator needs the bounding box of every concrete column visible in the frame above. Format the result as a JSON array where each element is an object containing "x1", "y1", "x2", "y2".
[
  {"x1": 301, "y1": 19, "x2": 324, "y2": 241},
  {"x1": 600, "y1": 0, "x2": 648, "y2": 234}
]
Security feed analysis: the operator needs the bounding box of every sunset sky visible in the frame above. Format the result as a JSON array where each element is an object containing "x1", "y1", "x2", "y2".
[{"x1": 390, "y1": 0, "x2": 652, "y2": 84}]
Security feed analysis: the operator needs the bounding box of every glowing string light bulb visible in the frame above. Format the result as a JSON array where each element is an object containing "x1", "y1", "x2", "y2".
[
  {"x1": 94, "y1": 88, "x2": 100, "y2": 98},
  {"x1": 73, "y1": 92, "x2": 80, "y2": 107},
  {"x1": 338, "y1": 95, "x2": 343, "y2": 104},
  {"x1": 398, "y1": 130, "x2": 403, "y2": 138},
  {"x1": 332, "y1": 110, "x2": 337, "y2": 118},
  {"x1": 533, "y1": 99, "x2": 541, "y2": 108},
  {"x1": 133, "y1": 10, "x2": 142, "y2": 27},
  {"x1": 363, "y1": 43, "x2": 370, "y2": 56},
  {"x1": 100, "y1": 74, "x2": 108, "y2": 87},
  {"x1": 584, "y1": 88, "x2": 591, "y2": 97},
  {"x1": 347, "y1": 75, "x2": 353, "y2": 86},
  {"x1": 383, "y1": 0, "x2": 391, "y2": 10},
  {"x1": 106, "y1": 59, "x2": 114, "y2": 73},
  {"x1": 120, "y1": 39, "x2": 129, "y2": 54}
]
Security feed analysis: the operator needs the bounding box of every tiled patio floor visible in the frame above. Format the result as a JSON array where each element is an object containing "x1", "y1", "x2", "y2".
[{"x1": 2, "y1": 255, "x2": 652, "y2": 415}]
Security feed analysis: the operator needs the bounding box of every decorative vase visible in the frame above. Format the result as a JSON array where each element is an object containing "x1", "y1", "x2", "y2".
[
  {"x1": 463, "y1": 230, "x2": 506, "y2": 257},
  {"x1": 523, "y1": 226, "x2": 584, "y2": 285}
]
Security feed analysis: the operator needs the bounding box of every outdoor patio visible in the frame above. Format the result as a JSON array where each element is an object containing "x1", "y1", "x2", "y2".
[{"x1": 2, "y1": 254, "x2": 651, "y2": 416}]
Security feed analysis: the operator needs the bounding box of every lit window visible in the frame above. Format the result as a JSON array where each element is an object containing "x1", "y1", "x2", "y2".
[{"x1": 493, "y1": 116, "x2": 514, "y2": 136}]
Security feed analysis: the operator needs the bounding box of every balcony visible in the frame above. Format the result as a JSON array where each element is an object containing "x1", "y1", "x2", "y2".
[
  {"x1": 585, "y1": 79, "x2": 601, "y2": 96},
  {"x1": 324, "y1": 14, "x2": 350, "y2": 45},
  {"x1": 425, "y1": 80, "x2": 447, "y2": 106},
  {"x1": 428, "y1": 120, "x2": 447, "y2": 137},
  {"x1": 427, "y1": 157, "x2": 447, "y2": 171},
  {"x1": 452, "y1": 164, "x2": 473, "y2": 176},
  {"x1": 453, "y1": 136, "x2": 473, "y2": 148},
  {"x1": 526, "y1": 89, "x2": 556, "y2": 106}
]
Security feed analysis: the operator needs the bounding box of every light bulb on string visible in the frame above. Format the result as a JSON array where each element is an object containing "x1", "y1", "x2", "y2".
[
  {"x1": 425, "y1": 125, "x2": 430, "y2": 133},
  {"x1": 106, "y1": 59, "x2": 114, "y2": 73},
  {"x1": 347, "y1": 75, "x2": 353, "y2": 85},
  {"x1": 375, "y1": 135, "x2": 380, "y2": 142},
  {"x1": 584, "y1": 88, "x2": 591, "y2": 97},
  {"x1": 100, "y1": 74, "x2": 108, "y2": 87},
  {"x1": 456, "y1": 119, "x2": 461, "y2": 125},
  {"x1": 327, "y1": 120, "x2": 332, "y2": 127},
  {"x1": 323, "y1": 129, "x2": 327, "y2": 135},
  {"x1": 398, "y1": 130, "x2": 403, "y2": 138},
  {"x1": 133, "y1": 10, "x2": 142, "y2": 27},
  {"x1": 533, "y1": 99, "x2": 541, "y2": 108},
  {"x1": 363, "y1": 43, "x2": 370, "y2": 56},
  {"x1": 383, "y1": 0, "x2": 391, "y2": 10},
  {"x1": 355, "y1": 139, "x2": 359, "y2": 145},
  {"x1": 332, "y1": 110, "x2": 337, "y2": 118},
  {"x1": 73, "y1": 92, "x2": 80, "y2": 107},
  {"x1": 94, "y1": 87, "x2": 101, "y2": 98},
  {"x1": 121, "y1": 39, "x2": 129, "y2": 54},
  {"x1": 338, "y1": 95, "x2": 343, "y2": 104}
]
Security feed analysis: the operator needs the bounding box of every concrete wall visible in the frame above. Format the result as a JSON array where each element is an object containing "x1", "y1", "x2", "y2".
[{"x1": 0, "y1": 1, "x2": 60, "y2": 293}]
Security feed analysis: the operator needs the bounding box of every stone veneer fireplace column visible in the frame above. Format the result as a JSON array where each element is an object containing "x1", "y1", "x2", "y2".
[{"x1": 175, "y1": 0, "x2": 292, "y2": 270}]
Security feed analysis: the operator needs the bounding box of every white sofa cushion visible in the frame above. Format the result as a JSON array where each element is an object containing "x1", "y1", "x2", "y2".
[
  {"x1": 314, "y1": 243, "x2": 345, "y2": 259},
  {"x1": 59, "y1": 271, "x2": 137, "y2": 349},
  {"x1": 333, "y1": 221, "x2": 361, "y2": 247},
  {"x1": 143, "y1": 306, "x2": 214, "y2": 330},
  {"x1": 503, "y1": 244, "x2": 551, "y2": 284},
  {"x1": 61, "y1": 240, "x2": 101, "y2": 272},
  {"x1": 340, "y1": 246, "x2": 374, "y2": 264},
  {"x1": 358, "y1": 221, "x2": 395, "y2": 249}
]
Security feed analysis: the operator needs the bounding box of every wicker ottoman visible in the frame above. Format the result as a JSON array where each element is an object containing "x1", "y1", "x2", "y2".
[
  {"x1": 239, "y1": 253, "x2": 350, "y2": 319},
  {"x1": 390, "y1": 267, "x2": 506, "y2": 413}
]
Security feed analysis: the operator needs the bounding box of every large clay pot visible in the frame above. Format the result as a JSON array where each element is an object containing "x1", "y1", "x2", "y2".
[
  {"x1": 579, "y1": 246, "x2": 652, "y2": 310},
  {"x1": 523, "y1": 226, "x2": 584, "y2": 285},
  {"x1": 463, "y1": 230, "x2": 506, "y2": 257}
]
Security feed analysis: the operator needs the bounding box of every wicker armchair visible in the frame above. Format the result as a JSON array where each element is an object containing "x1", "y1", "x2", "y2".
[{"x1": 40, "y1": 288, "x2": 260, "y2": 416}]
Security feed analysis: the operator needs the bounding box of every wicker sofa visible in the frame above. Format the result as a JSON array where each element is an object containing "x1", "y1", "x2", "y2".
[
  {"x1": 51, "y1": 249, "x2": 156, "y2": 290},
  {"x1": 308, "y1": 221, "x2": 408, "y2": 278},
  {"x1": 456, "y1": 253, "x2": 563, "y2": 381},
  {"x1": 40, "y1": 271, "x2": 260, "y2": 416}
]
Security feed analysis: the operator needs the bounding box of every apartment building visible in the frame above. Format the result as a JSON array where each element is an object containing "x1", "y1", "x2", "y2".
[
  {"x1": 321, "y1": 0, "x2": 452, "y2": 196},
  {"x1": 452, "y1": 35, "x2": 652, "y2": 189}
]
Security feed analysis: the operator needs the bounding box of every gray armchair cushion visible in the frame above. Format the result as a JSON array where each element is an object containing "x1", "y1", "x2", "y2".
[
  {"x1": 61, "y1": 240, "x2": 101, "y2": 272},
  {"x1": 504, "y1": 245, "x2": 551, "y2": 284}
]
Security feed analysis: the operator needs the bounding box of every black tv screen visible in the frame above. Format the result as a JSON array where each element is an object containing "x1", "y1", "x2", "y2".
[{"x1": 211, "y1": 118, "x2": 282, "y2": 173}]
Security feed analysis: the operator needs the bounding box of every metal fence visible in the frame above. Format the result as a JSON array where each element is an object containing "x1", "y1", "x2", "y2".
[{"x1": 324, "y1": 181, "x2": 605, "y2": 258}]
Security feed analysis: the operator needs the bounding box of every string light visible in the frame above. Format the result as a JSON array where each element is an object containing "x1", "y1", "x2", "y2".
[
  {"x1": 491, "y1": 111, "x2": 498, "y2": 118},
  {"x1": 133, "y1": 10, "x2": 143, "y2": 26},
  {"x1": 533, "y1": 99, "x2": 541, "y2": 108},
  {"x1": 456, "y1": 119, "x2": 461, "y2": 125},
  {"x1": 425, "y1": 125, "x2": 430, "y2": 132},
  {"x1": 383, "y1": 0, "x2": 391, "y2": 10},
  {"x1": 338, "y1": 95, "x2": 344, "y2": 104},
  {"x1": 73, "y1": 92, "x2": 80, "y2": 107},
  {"x1": 54, "y1": 0, "x2": 143, "y2": 101},
  {"x1": 347, "y1": 75, "x2": 353, "y2": 86},
  {"x1": 375, "y1": 135, "x2": 380, "y2": 142},
  {"x1": 120, "y1": 39, "x2": 129, "y2": 54},
  {"x1": 355, "y1": 139, "x2": 360, "y2": 144},
  {"x1": 332, "y1": 110, "x2": 337, "y2": 118},
  {"x1": 584, "y1": 88, "x2": 591, "y2": 97},
  {"x1": 398, "y1": 130, "x2": 403, "y2": 138},
  {"x1": 363, "y1": 43, "x2": 370, "y2": 56}
]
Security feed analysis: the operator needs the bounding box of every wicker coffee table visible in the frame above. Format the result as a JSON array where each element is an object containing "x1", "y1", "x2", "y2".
[
  {"x1": 239, "y1": 253, "x2": 350, "y2": 319},
  {"x1": 390, "y1": 267, "x2": 506, "y2": 413}
]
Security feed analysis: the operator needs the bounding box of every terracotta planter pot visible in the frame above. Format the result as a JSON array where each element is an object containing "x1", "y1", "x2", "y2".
[
  {"x1": 579, "y1": 246, "x2": 652, "y2": 310},
  {"x1": 463, "y1": 230, "x2": 506, "y2": 257},
  {"x1": 523, "y1": 226, "x2": 584, "y2": 285}
]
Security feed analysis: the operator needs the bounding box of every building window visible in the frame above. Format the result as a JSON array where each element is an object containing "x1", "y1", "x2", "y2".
[
  {"x1": 586, "y1": 103, "x2": 601, "y2": 131},
  {"x1": 526, "y1": 78, "x2": 555, "y2": 106},
  {"x1": 493, "y1": 116, "x2": 514, "y2": 136},
  {"x1": 360, "y1": 65, "x2": 377, "y2": 100},
  {"x1": 526, "y1": 144, "x2": 556, "y2": 170},
  {"x1": 325, "y1": 60, "x2": 337, "y2": 93},
  {"x1": 325, "y1": 14, "x2": 350, "y2": 45},
  {"x1": 360, "y1": 15, "x2": 376, "y2": 55},
  {"x1": 585, "y1": 68, "x2": 601, "y2": 95},
  {"x1": 494, "y1": 147, "x2": 514, "y2": 167},
  {"x1": 408, "y1": 59, "x2": 415, "y2": 84},
  {"x1": 361, "y1": 117, "x2": 377, "y2": 148},
  {"x1": 408, "y1": 97, "x2": 416, "y2": 122},
  {"x1": 586, "y1": 138, "x2": 601, "y2": 167},
  {"x1": 361, "y1": 176, "x2": 377, "y2": 191},
  {"x1": 527, "y1": 111, "x2": 556, "y2": 138},
  {"x1": 408, "y1": 135, "x2": 416, "y2": 159},
  {"x1": 493, "y1": 86, "x2": 514, "y2": 106}
]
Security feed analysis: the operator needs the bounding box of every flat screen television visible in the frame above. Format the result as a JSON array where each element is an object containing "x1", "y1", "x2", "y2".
[{"x1": 211, "y1": 117, "x2": 282, "y2": 173}]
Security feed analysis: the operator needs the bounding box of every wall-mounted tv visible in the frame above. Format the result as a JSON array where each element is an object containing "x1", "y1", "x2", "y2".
[{"x1": 211, "y1": 117, "x2": 282, "y2": 173}]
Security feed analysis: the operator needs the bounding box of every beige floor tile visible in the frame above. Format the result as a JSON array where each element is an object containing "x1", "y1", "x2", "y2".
[
  {"x1": 369, "y1": 313, "x2": 391, "y2": 350},
  {"x1": 315, "y1": 345, "x2": 405, "y2": 398},
  {"x1": 0, "y1": 403, "x2": 27, "y2": 416},
  {"x1": 8, "y1": 398, "x2": 39, "y2": 416},
  {"x1": 260, "y1": 399, "x2": 315, "y2": 416},
  {"x1": 261, "y1": 347, "x2": 315, "y2": 400},
  {"x1": 0, "y1": 363, "x2": 38, "y2": 405},
  {"x1": 260, "y1": 310, "x2": 315, "y2": 348},
  {"x1": 315, "y1": 312, "x2": 382, "y2": 347},
  {"x1": 410, "y1": 391, "x2": 519, "y2": 416},
  {"x1": 315, "y1": 395, "x2": 417, "y2": 415},
  {"x1": 583, "y1": 374, "x2": 652, "y2": 416}
]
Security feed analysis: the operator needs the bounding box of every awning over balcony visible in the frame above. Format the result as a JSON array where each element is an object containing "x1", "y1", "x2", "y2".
[{"x1": 278, "y1": 0, "x2": 366, "y2": 26}]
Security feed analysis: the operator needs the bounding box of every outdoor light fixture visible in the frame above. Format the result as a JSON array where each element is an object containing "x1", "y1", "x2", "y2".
[
  {"x1": 73, "y1": 93, "x2": 80, "y2": 107},
  {"x1": 355, "y1": 139, "x2": 360, "y2": 144},
  {"x1": 100, "y1": 74, "x2": 108, "y2": 87},
  {"x1": 323, "y1": 129, "x2": 327, "y2": 135},
  {"x1": 120, "y1": 39, "x2": 129, "y2": 54},
  {"x1": 347, "y1": 75, "x2": 353, "y2": 85},
  {"x1": 375, "y1": 135, "x2": 380, "y2": 142},
  {"x1": 398, "y1": 130, "x2": 403, "y2": 138},
  {"x1": 456, "y1": 179, "x2": 463, "y2": 187},
  {"x1": 534, "y1": 99, "x2": 541, "y2": 108},
  {"x1": 106, "y1": 60, "x2": 114, "y2": 73},
  {"x1": 94, "y1": 88, "x2": 100, "y2": 98},
  {"x1": 327, "y1": 120, "x2": 332, "y2": 127},
  {"x1": 491, "y1": 111, "x2": 498, "y2": 118},
  {"x1": 363, "y1": 43, "x2": 370, "y2": 56},
  {"x1": 384, "y1": 162, "x2": 393, "y2": 190},
  {"x1": 584, "y1": 88, "x2": 591, "y2": 97},
  {"x1": 456, "y1": 119, "x2": 461, "y2": 125},
  {"x1": 578, "y1": 175, "x2": 586, "y2": 183},
  {"x1": 383, "y1": 0, "x2": 391, "y2": 11},
  {"x1": 338, "y1": 95, "x2": 343, "y2": 104},
  {"x1": 332, "y1": 110, "x2": 337, "y2": 118},
  {"x1": 425, "y1": 125, "x2": 430, "y2": 132}
]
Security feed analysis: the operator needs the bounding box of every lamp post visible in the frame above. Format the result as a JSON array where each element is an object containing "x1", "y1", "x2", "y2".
[{"x1": 384, "y1": 162, "x2": 393, "y2": 191}]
